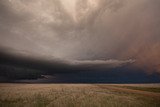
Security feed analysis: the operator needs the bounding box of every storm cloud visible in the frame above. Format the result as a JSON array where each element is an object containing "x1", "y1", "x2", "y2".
[{"x1": 0, "y1": 0, "x2": 160, "y2": 72}]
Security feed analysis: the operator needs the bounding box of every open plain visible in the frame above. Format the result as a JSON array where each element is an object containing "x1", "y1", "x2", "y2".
[{"x1": 0, "y1": 83, "x2": 160, "y2": 107}]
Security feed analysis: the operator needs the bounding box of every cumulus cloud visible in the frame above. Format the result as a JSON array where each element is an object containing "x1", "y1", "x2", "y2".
[{"x1": 0, "y1": 0, "x2": 160, "y2": 72}]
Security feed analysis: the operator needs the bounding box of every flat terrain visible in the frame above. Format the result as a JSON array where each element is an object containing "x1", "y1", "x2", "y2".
[{"x1": 0, "y1": 84, "x2": 160, "y2": 107}]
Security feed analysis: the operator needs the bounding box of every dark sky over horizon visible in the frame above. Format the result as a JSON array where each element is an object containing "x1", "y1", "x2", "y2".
[{"x1": 0, "y1": 0, "x2": 160, "y2": 73}]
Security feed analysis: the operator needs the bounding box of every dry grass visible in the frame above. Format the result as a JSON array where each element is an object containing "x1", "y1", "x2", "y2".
[{"x1": 0, "y1": 84, "x2": 160, "y2": 107}]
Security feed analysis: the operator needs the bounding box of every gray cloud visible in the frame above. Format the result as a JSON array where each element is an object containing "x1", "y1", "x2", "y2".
[
  {"x1": 0, "y1": 0, "x2": 160, "y2": 72},
  {"x1": 68, "y1": 59, "x2": 135, "y2": 70}
]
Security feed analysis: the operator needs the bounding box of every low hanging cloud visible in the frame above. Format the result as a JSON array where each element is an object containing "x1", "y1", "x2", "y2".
[
  {"x1": 69, "y1": 59, "x2": 135, "y2": 68},
  {"x1": 61, "y1": 59, "x2": 135, "y2": 71},
  {"x1": 0, "y1": 0, "x2": 160, "y2": 73},
  {"x1": 0, "y1": 49, "x2": 135, "y2": 73}
]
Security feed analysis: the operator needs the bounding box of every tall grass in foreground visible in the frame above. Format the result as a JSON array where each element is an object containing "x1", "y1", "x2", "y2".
[{"x1": 0, "y1": 84, "x2": 160, "y2": 107}]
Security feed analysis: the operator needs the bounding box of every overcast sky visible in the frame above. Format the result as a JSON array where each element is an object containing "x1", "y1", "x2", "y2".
[{"x1": 0, "y1": 0, "x2": 160, "y2": 72}]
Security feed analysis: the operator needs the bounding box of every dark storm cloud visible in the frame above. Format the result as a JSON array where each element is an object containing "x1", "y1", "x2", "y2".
[
  {"x1": 0, "y1": 0, "x2": 160, "y2": 72},
  {"x1": 0, "y1": 50, "x2": 134, "y2": 73}
]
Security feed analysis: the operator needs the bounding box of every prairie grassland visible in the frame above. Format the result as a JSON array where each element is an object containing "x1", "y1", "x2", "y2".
[{"x1": 0, "y1": 84, "x2": 160, "y2": 107}]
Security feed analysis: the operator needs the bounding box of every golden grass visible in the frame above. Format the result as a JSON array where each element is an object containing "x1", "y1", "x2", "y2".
[{"x1": 0, "y1": 84, "x2": 160, "y2": 107}]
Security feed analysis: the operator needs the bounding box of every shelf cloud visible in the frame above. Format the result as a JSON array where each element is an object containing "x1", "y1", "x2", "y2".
[{"x1": 0, "y1": 0, "x2": 160, "y2": 73}]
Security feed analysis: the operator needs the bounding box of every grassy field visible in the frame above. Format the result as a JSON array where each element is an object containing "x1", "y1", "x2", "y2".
[{"x1": 0, "y1": 84, "x2": 160, "y2": 107}]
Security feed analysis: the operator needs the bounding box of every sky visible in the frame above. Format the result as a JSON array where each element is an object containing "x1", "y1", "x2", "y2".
[{"x1": 0, "y1": 0, "x2": 160, "y2": 73}]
